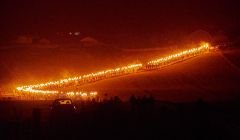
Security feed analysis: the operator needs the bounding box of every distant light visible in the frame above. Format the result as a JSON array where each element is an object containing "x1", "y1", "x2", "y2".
[
  {"x1": 74, "y1": 32, "x2": 80, "y2": 36},
  {"x1": 81, "y1": 93, "x2": 87, "y2": 97},
  {"x1": 16, "y1": 87, "x2": 23, "y2": 91},
  {"x1": 90, "y1": 91, "x2": 98, "y2": 96},
  {"x1": 69, "y1": 32, "x2": 73, "y2": 35}
]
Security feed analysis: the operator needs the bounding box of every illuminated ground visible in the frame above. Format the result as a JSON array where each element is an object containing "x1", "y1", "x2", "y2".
[
  {"x1": 77, "y1": 51, "x2": 240, "y2": 102},
  {"x1": 14, "y1": 44, "x2": 210, "y2": 97},
  {"x1": 0, "y1": 44, "x2": 173, "y2": 87},
  {"x1": 1, "y1": 45, "x2": 240, "y2": 102}
]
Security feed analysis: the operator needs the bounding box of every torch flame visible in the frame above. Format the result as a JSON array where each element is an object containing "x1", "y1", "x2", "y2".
[{"x1": 16, "y1": 42, "x2": 210, "y2": 98}]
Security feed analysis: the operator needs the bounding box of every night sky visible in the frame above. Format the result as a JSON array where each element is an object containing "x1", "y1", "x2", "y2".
[{"x1": 1, "y1": 0, "x2": 240, "y2": 41}]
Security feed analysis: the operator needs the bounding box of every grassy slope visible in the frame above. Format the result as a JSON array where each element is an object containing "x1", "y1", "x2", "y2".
[
  {"x1": 1, "y1": 45, "x2": 240, "y2": 102},
  {"x1": 78, "y1": 52, "x2": 240, "y2": 102},
  {"x1": 0, "y1": 45, "x2": 173, "y2": 88}
]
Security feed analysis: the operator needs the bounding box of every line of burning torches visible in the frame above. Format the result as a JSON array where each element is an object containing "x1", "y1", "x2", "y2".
[{"x1": 16, "y1": 43, "x2": 210, "y2": 98}]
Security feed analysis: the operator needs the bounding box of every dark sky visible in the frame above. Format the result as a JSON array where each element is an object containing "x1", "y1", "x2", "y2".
[
  {"x1": 0, "y1": 0, "x2": 240, "y2": 88},
  {"x1": 1, "y1": 0, "x2": 240, "y2": 39}
]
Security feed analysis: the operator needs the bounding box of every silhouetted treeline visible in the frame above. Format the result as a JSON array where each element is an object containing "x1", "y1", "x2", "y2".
[{"x1": 1, "y1": 96, "x2": 240, "y2": 140}]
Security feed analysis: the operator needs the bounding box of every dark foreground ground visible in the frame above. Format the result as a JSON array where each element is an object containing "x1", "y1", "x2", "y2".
[{"x1": 1, "y1": 97, "x2": 240, "y2": 140}]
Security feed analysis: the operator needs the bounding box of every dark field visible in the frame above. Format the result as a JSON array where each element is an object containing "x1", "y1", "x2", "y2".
[{"x1": 1, "y1": 99, "x2": 240, "y2": 140}]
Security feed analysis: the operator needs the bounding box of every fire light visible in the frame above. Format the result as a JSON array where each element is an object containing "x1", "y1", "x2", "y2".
[{"x1": 16, "y1": 42, "x2": 210, "y2": 99}]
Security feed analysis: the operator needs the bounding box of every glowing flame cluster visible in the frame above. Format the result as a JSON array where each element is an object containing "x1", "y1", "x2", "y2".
[
  {"x1": 16, "y1": 64, "x2": 143, "y2": 95},
  {"x1": 17, "y1": 63, "x2": 142, "y2": 91},
  {"x1": 16, "y1": 43, "x2": 209, "y2": 97},
  {"x1": 147, "y1": 43, "x2": 209, "y2": 66},
  {"x1": 66, "y1": 91, "x2": 98, "y2": 98},
  {"x1": 17, "y1": 87, "x2": 58, "y2": 94}
]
